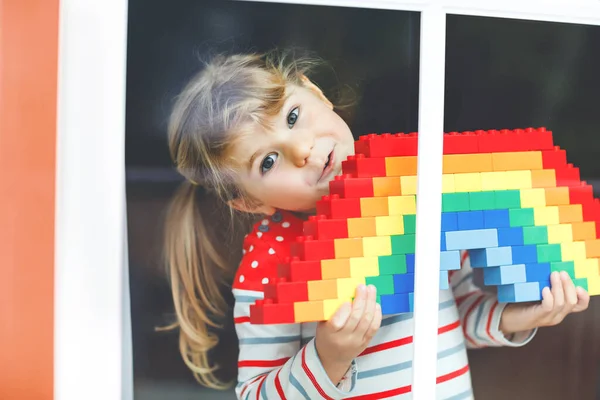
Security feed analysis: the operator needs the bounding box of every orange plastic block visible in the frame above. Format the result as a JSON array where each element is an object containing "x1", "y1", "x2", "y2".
[
  {"x1": 334, "y1": 237, "x2": 363, "y2": 258},
  {"x1": 585, "y1": 239, "x2": 600, "y2": 258},
  {"x1": 385, "y1": 156, "x2": 417, "y2": 177},
  {"x1": 531, "y1": 169, "x2": 556, "y2": 188},
  {"x1": 558, "y1": 204, "x2": 583, "y2": 223},
  {"x1": 572, "y1": 222, "x2": 597, "y2": 241},
  {"x1": 545, "y1": 187, "x2": 570, "y2": 206},
  {"x1": 373, "y1": 176, "x2": 402, "y2": 197},
  {"x1": 307, "y1": 279, "x2": 338, "y2": 300},
  {"x1": 360, "y1": 197, "x2": 389, "y2": 217},
  {"x1": 321, "y1": 259, "x2": 351, "y2": 279},
  {"x1": 491, "y1": 151, "x2": 543, "y2": 171},
  {"x1": 442, "y1": 153, "x2": 493, "y2": 174},
  {"x1": 347, "y1": 216, "x2": 377, "y2": 238},
  {"x1": 294, "y1": 301, "x2": 324, "y2": 322}
]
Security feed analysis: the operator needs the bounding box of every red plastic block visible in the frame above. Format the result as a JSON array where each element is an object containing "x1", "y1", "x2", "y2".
[
  {"x1": 523, "y1": 127, "x2": 554, "y2": 150},
  {"x1": 541, "y1": 147, "x2": 567, "y2": 169},
  {"x1": 342, "y1": 154, "x2": 387, "y2": 178},
  {"x1": 249, "y1": 299, "x2": 295, "y2": 324},
  {"x1": 555, "y1": 164, "x2": 580, "y2": 187},
  {"x1": 329, "y1": 174, "x2": 374, "y2": 198},
  {"x1": 304, "y1": 214, "x2": 348, "y2": 240},
  {"x1": 354, "y1": 132, "x2": 418, "y2": 157},
  {"x1": 290, "y1": 236, "x2": 335, "y2": 261},
  {"x1": 316, "y1": 194, "x2": 362, "y2": 219},
  {"x1": 475, "y1": 127, "x2": 553, "y2": 153},
  {"x1": 443, "y1": 131, "x2": 478, "y2": 154},
  {"x1": 281, "y1": 257, "x2": 323, "y2": 281},
  {"x1": 569, "y1": 182, "x2": 594, "y2": 204},
  {"x1": 264, "y1": 278, "x2": 309, "y2": 303}
]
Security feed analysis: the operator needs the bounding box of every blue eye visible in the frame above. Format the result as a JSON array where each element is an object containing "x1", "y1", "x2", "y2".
[
  {"x1": 260, "y1": 153, "x2": 278, "y2": 174},
  {"x1": 287, "y1": 107, "x2": 299, "y2": 128}
]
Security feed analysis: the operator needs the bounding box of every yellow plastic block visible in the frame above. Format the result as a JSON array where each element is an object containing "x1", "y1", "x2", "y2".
[
  {"x1": 375, "y1": 215, "x2": 404, "y2": 236},
  {"x1": 362, "y1": 236, "x2": 392, "y2": 257},
  {"x1": 347, "y1": 217, "x2": 377, "y2": 238},
  {"x1": 531, "y1": 169, "x2": 556, "y2": 188},
  {"x1": 545, "y1": 187, "x2": 570, "y2": 206},
  {"x1": 349, "y1": 256, "x2": 379, "y2": 278},
  {"x1": 546, "y1": 224, "x2": 573, "y2": 244},
  {"x1": 400, "y1": 175, "x2": 417, "y2": 195},
  {"x1": 321, "y1": 259, "x2": 351, "y2": 279},
  {"x1": 571, "y1": 222, "x2": 597, "y2": 241},
  {"x1": 307, "y1": 279, "x2": 339, "y2": 301},
  {"x1": 558, "y1": 204, "x2": 583, "y2": 223},
  {"x1": 480, "y1": 171, "x2": 511, "y2": 191},
  {"x1": 373, "y1": 176, "x2": 402, "y2": 197},
  {"x1": 453, "y1": 172, "x2": 482, "y2": 192},
  {"x1": 442, "y1": 174, "x2": 455, "y2": 193},
  {"x1": 520, "y1": 188, "x2": 546, "y2": 208},
  {"x1": 442, "y1": 153, "x2": 493, "y2": 174},
  {"x1": 505, "y1": 170, "x2": 533, "y2": 189},
  {"x1": 334, "y1": 237, "x2": 363, "y2": 258},
  {"x1": 586, "y1": 275, "x2": 600, "y2": 296},
  {"x1": 562, "y1": 242, "x2": 588, "y2": 262},
  {"x1": 337, "y1": 277, "x2": 366, "y2": 299},
  {"x1": 533, "y1": 206, "x2": 559, "y2": 226},
  {"x1": 574, "y1": 259, "x2": 598, "y2": 279},
  {"x1": 360, "y1": 197, "x2": 389, "y2": 217},
  {"x1": 294, "y1": 301, "x2": 324, "y2": 322},
  {"x1": 388, "y1": 195, "x2": 416, "y2": 215},
  {"x1": 323, "y1": 298, "x2": 348, "y2": 320},
  {"x1": 385, "y1": 156, "x2": 417, "y2": 177},
  {"x1": 491, "y1": 151, "x2": 543, "y2": 171}
]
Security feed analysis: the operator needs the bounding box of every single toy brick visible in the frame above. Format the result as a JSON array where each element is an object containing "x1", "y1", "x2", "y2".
[
  {"x1": 524, "y1": 262, "x2": 551, "y2": 282},
  {"x1": 323, "y1": 298, "x2": 347, "y2": 320},
  {"x1": 574, "y1": 256, "x2": 598, "y2": 276},
  {"x1": 380, "y1": 293, "x2": 411, "y2": 314},
  {"x1": 457, "y1": 210, "x2": 484, "y2": 230},
  {"x1": 349, "y1": 255, "x2": 380, "y2": 278},
  {"x1": 316, "y1": 195, "x2": 362, "y2": 219},
  {"x1": 547, "y1": 224, "x2": 573, "y2": 244},
  {"x1": 439, "y1": 270, "x2": 449, "y2": 290},
  {"x1": 321, "y1": 258, "x2": 351, "y2": 279},
  {"x1": 572, "y1": 278, "x2": 589, "y2": 292},
  {"x1": 406, "y1": 253, "x2": 415, "y2": 273},
  {"x1": 441, "y1": 212, "x2": 458, "y2": 232},
  {"x1": 363, "y1": 236, "x2": 392, "y2": 257},
  {"x1": 484, "y1": 264, "x2": 527, "y2": 285},
  {"x1": 378, "y1": 254, "x2": 408, "y2": 275},
  {"x1": 307, "y1": 279, "x2": 339, "y2": 301},
  {"x1": 443, "y1": 131, "x2": 479, "y2": 154},
  {"x1": 550, "y1": 261, "x2": 576, "y2": 279},
  {"x1": 509, "y1": 208, "x2": 534, "y2": 227},
  {"x1": 347, "y1": 216, "x2": 377, "y2": 238},
  {"x1": 403, "y1": 214, "x2": 416, "y2": 234},
  {"x1": 522, "y1": 127, "x2": 554, "y2": 151},
  {"x1": 442, "y1": 193, "x2": 470, "y2": 212},
  {"x1": 494, "y1": 190, "x2": 521, "y2": 209},
  {"x1": 391, "y1": 234, "x2": 416, "y2": 255},
  {"x1": 557, "y1": 204, "x2": 582, "y2": 223},
  {"x1": 400, "y1": 175, "x2": 418, "y2": 195},
  {"x1": 560, "y1": 241, "x2": 586, "y2": 262},
  {"x1": 533, "y1": 206, "x2": 559, "y2": 226},
  {"x1": 585, "y1": 239, "x2": 600, "y2": 258},
  {"x1": 366, "y1": 275, "x2": 395, "y2": 295},
  {"x1": 445, "y1": 229, "x2": 498, "y2": 250},
  {"x1": 469, "y1": 191, "x2": 495, "y2": 211},
  {"x1": 304, "y1": 215, "x2": 348, "y2": 240},
  {"x1": 294, "y1": 301, "x2": 325, "y2": 322},
  {"x1": 373, "y1": 176, "x2": 402, "y2": 197},
  {"x1": 491, "y1": 151, "x2": 543, "y2": 171},
  {"x1": 342, "y1": 154, "x2": 387, "y2": 177},
  {"x1": 334, "y1": 237, "x2": 364, "y2": 258},
  {"x1": 497, "y1": 281, "x2": 543, "y2": 302},
  {"x1": 393, "y1": 273, "x2": 415, "y2": 294},
  {"x1": 280, "y1": 257, "x2": 322, "y2": 281},
  {"x1": 545, "y1": 187, "x2": 570, "y2": 206},
  {"x1": 354, "y1": 132, "x2": 418, "y2": 158},
  {"x1": 531, "y1": 169, "x2": 556, "y2": 188},
  {"x1": 360, "y1": 196, "x2": 389, "y2": 217},
  {"x1": 440, "y1": 250, "x2": 461, "y2": 271},
  {"x1": 385, "y1": 156, "x2": 417, "y2": 177},
  {"x1": 375, "y1": 215, "x2": 404, "y2": 236},
  {"x1": 337, "y1": 277, "x2": 367, "y2": 299},
  {"x1": 511, "y1": 244, "x2": 539, "y2": 264},
  {"x1": 250, "y1": 299, "x2": 295, "y2": 324},
  {"x1": 520, "y1": 188, "x2": 546, "y2": 208},
  {"x1": 290, "y1": 236, "x2": 335, "y2": 261},
  {"x1": 522, "y1": 226, "x2": 548, "y2": 245},
  {"x1": 536, "y1": 243, "x2": 562, "y2": 263},
  {"x1": 264, "y1": 278, "x2": 309, "y2": 303},
  {"x1": 555, "y1": 164, "x2": 581, "y2": 187},
  {"x1": 388, "y1": 195, "x2": 416, "y2": 215},
  {"x1": 443, "y1": 153, "x2": 493, "y2": 174},
  {"x1": 497, "y1": 227, "x2": 525, "y2": 246},
  {"x1": 571, "y1": 221, "x2": 596, "y2": 241},
  {"x1": 541, "y1": 146, "x2": 567, "y2": 169},
  {"x1": 442, "y1": 174, "x2": 456, "y2": 193},
  {"x1": 470, "y1": 246, "x2": 513, "y2": 267},
  {"x1": 440, "y1": 231, "x2": 447, "y2": 251},
  {"x1": 483, "y1": 209, "x2": 510, "y2": 228},
  {"x1": 454, "y1": 172, "x2": 482, "y2": 192},
  {"x1": 585, "y1": 275, "x2": 600, "y2": 296},
  {"x1": 329, "y1": 174, "x2": 374, "y2": 198}
]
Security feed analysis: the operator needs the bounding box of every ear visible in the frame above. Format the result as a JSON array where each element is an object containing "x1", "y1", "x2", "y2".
[
  {"x1": 300, "y1": 75, "x2": 333, "y2": 109},
  {"x1": 228, "y1": 198, "x2": 277, "y2": 216}
]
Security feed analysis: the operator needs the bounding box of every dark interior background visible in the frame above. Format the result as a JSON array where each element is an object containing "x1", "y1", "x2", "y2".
[{"x1": 125, "y1": 1, "x2": 600, "y2": 399}]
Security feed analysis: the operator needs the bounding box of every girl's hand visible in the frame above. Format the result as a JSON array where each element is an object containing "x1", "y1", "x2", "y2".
[
  {"x1": 314, "y1": 284, "x2": 382, "y2": 385},
  {"x1": 499, "y1": 271, "x2": 590, "y2": 334}
]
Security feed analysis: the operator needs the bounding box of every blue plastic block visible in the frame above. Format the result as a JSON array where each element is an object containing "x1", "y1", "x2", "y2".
[
  {"x1": 380, "y1": 293, "x2": 411, "y2": 314},
  {"x1": 440, "y1": 250, "x2": 461, "y2": 271},
  {"x1": 408, "y1": 292, "x2": 414, "y2": 312},
  {"x1": 457, "y1": 211, "x2": 485, "y2": 230},
  {"x1": 497, "y1": 227, "x2": 524, "y2": 246},
  {"x1": 470, "y1": 246, "x2": 513, "y2": 267},
  {"x1": 483, "y1": 209, "x2": 510, "y2": 228},
  {"x1": 441, "y1": 212, "x2": 458, "y2": 232},
  {"x1": 537, "y1": 279, "x2": 551, "y2": 297},
  {"x1": 525, "y1": 262, "x2": 551, "y2": 282},
  {"x1": 393, "y1": 273, "x2": 415, "y2": 293},
  {"x1": 406, "y1": 253, "x2": 415, "y2": 273},
  {"x1": 440, "y1": 231, "x2": 446, "y2": 251},
  {"x1": 512, "y1": 245, "x2": 538, "y2": 264},
  {"x1": 483, "y1": 264, "x2": 527, "y2": 285},
  {"x1": 439, "y1": 270, "x2": 449, "y2": 289},
  {"x1": 445, "y1": 229, "x2": 498, "y2": 251},
  {"x1": 497, "y1": 282, "x2": 542, "y2": 302}
]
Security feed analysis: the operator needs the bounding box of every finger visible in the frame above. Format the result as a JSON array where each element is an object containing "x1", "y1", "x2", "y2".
[
  {"x1": 550, "y1": 271, "x2": 565, "y2": 312},
  {"x1": 355, "y1": 285, "x2": 377, "y2": 334},
  {"x1": 539, "y1": 285, "x2": 554, "y2": 314},
  {"x1": 343, "y1": 284, "x2": 367, "y2": 332},
  {"x1": 329, "y1": 301, "x2": 352, "y2": 330},
  {"x1": 572, "y1": 286, "x2": 590, "y2": 313},
  {"x1": 560, "y1": 271, "x2": 578, "y2": 309},
  {"x1": 364, "y1": 302, "x2": 383, "y2": 342}
]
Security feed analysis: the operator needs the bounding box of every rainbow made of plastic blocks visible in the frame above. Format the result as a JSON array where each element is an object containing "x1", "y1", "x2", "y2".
[{"x1": 249, "y1": 127, "x2": 600, "y2": 324}]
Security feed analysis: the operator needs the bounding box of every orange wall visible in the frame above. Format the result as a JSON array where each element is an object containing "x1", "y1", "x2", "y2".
[{"x1": 0, "y1": 1, "x2": 59, "y2": 399}]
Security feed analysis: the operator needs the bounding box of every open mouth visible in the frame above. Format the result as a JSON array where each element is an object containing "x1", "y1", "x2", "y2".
[
  {"x1": 323, "y1": 152, "x2": 332, "y2": 170},
  {"x1": 319, "y1": 149, "x2": 335, "y2": 182}
]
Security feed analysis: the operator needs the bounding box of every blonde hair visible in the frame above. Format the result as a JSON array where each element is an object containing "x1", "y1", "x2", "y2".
[{"x1": 161, "y1": 50, "x2": 349, "y2": 389}]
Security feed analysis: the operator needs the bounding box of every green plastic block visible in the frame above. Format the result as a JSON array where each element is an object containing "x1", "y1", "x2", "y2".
[
  {"x1": 391, "y1": 234, "x2": 416, "y2": 255},
  {"x1": 573, "y1": 277, "x2": 588, "y2": 291},
  {"x1": 551, "y1": 261, "x2": 575, "y2": 279},
  {"x1": 523, "y1": 226, "x2": 548, "y2": 245},
  {"x1": 403, "y1": 215, "x2": 416, "y2": 234},
  {"x1": 509, "y1": 208, "x2": 534, "y2": 227},
  {"x1": 376, "y1": 295, "x2": 381, "y2": 304},
  {"x1": 442, "y1": 193, "x2": 470, "y2": 212},
  {"x1": 495, "y1": 190, "x2": 521, "y2": 209},
  {"x1": 366, "y1": 275, "x2": 395, "y2": 295},
  {"x1": 537, "y1": 244, "x2": 562, "y2": 263},
  {"x1": 469, "y1": 191, "x2": 496, "y2": 211},
  {"x1": 378, "y1": 254, "x2": 408, "y2": 275}
]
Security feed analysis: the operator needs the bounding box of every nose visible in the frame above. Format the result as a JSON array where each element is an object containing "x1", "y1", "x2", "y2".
[{"x1": 285, "y1": 132, "x2": 314, "y2": 167}]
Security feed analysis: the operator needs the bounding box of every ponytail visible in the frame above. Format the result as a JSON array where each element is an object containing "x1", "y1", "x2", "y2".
[{"x1": 161, "y1": 181, "x2": 242, "y2": 389}]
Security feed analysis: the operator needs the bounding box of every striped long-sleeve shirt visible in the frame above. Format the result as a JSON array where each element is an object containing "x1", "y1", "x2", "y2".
[{"x1": 232, "y1": 210, "x2": 537, "y2": 399}]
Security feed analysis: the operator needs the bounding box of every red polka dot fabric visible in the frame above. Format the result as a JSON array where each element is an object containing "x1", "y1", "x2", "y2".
[{"x1": 233, "y1": 210, "x2": 304, "y2": 292}]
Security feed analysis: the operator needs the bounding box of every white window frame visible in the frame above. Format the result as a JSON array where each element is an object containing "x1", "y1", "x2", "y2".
[{"x1": 54, "y1": 1, "x2": 600, "y2": 399}]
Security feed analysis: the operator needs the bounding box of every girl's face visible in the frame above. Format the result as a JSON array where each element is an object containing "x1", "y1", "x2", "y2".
[{"x1": 228, "y1": 83, "x2": 355, "y2": 215}]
